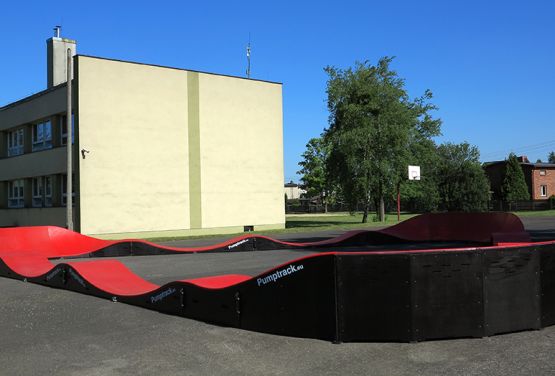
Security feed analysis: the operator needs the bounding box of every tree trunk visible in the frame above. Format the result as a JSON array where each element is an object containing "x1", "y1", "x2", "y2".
[
  {"x1": 379, "y1": 196, "x2": 385, "y2": 222},
  {"x1": 362, "y1": 194, "x2": 371, "y2": 223}
]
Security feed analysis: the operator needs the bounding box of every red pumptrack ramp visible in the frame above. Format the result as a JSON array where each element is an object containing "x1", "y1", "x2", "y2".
[
  {"x1": 0, "y1": 212, "x2": 529, "y2": 258},
  {"x1": 1, "y1": 212, "x2": 552, "y2": 343}
]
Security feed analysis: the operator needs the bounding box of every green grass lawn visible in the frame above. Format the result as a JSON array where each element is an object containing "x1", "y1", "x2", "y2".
[
  {"x1": 145, "y1": 210, "x2": 554, "y2": 243},
  {"x1": 146, "y1": 212, "x2": 416, "y2": 242},
  {"x1": 285, "y1": 212, "x2": 416, "y2": 230},
  {"x1": 512, "y1": 209, "x2": 555, "y2": 217}
]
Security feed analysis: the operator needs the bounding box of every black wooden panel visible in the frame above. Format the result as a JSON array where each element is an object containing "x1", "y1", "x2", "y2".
[
  {"x1": 411, "y1": 252, "x2": 484, "y2": 341},
  {"x1": 91, "y1": 242, "x2": 133, "y2": 257},
  {"x1": 484, "y1": 247, "x2": 541, "y2": 335},
  {"x1": 540, "y1": 243, "x2": 555, "y2": 327},
  {"x1": 238, "y1": 255, "x2": 336, "y2": 341},
  {"x1": 129, "y1": 242, "x2": 177, "y2": 256},
  {"x1": 178, "y1": 285, "x2": 239, "y2": 325},
  {"x1": 0, "y1": 259, "x2": 18, "y2": 280},
  {"x1": 336, "y1": 254, "x2": 411, "y2": 342}
]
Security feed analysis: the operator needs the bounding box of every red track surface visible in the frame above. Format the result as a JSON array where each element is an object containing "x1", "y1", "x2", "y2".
[
  {"x1": 0, "y1": 212, "x2": 528, "y2": 258},
  {"x1": 0, "y1": 212, "x2": 538, "y2": 305}
]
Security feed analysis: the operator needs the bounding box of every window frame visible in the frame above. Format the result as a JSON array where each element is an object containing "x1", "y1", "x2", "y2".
[
  {"x1": 540, "y1": 185, "x2": 548, "y2": 197},
  {"x1": 8, "y1": 179, "x2": 25, "y2": 208},
  {"x1": 31, "y1": 120, "x2": 53, "y2": 152},
  {"x1": 7, "y1": 128, "x2": 24, "y2": 157},
  {"x1": 32, "y1": 176, "x2": 53, "y2": 208}
]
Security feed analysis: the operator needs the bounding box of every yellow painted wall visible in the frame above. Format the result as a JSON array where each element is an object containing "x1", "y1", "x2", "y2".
[
  {"x1": 198, "y1": 74, "x2": 285, "y2": 228},
  {"x1": 76, "y1": 56, "x2": 190, "y2": 234},
  {"x1": 76, "y1": 56, "x2": 284, "y2": 236}
]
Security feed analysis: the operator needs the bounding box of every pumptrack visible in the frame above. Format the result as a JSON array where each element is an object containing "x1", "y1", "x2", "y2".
[{"x1": 1, "y1": 212, "x2": 555, "y2": 342}]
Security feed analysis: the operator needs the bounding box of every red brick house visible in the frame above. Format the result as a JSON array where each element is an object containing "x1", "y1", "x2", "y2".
[{"x1": 484, "y1": 156, "x2": 555, "y2": 201}]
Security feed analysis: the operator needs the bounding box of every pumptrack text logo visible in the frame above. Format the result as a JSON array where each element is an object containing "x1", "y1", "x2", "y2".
[
  {"x1": 46, "y1": 268, "x2": 61, "y2": 281},
  {"x1": 228, "y1": 239, "x2": 249, "y2": 250},
  {"x1": 256, "y1": 264, "x2": 304, "y2": 287},
  {"x1": 150, "y1": 288, "x2": 176, "y2": 303},
  {"x1": 69, "y1": 269, "x2": 86, "y2": 288}
]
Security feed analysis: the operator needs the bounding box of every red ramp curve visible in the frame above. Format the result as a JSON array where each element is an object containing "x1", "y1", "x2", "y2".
[{"x1": 0, "y1": 212, "x2": 529, "y2": 259}]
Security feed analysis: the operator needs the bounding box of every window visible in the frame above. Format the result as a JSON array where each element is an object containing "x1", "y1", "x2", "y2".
[
  {"x1": 60, "y1": 114, "x2": 75, "y2": 145},
  {"x1": 32, "y1": 121, "x2": 52, "y2": 151},
  {"x1": 32, "y1": 176, "x2": 53, "y2": 208},
  {"x1": 8, "y1": 180, "x2": 25, "y2": 208},
  {"x1": 540, "y1": 185, "x2": 547, "y2": 197},
  {"x1": 7, "y1": 128, "x2": 24, "y2": 156},
  {"x1": 61, "y1": 174, "x2": 75, "y2": 206},
  {"x1": 539, "y1": 170, "x2": 546, "y2": 176}
]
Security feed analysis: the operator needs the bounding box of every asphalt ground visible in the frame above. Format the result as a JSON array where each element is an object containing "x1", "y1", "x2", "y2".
[{"x1": 1, "y1": 216, "x2": 554, "y2": 375}]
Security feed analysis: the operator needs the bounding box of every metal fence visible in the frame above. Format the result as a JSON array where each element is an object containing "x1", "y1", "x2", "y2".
[
  {"x1": 490, "y1": 200, "x2": 554, "y2": 212},
  {"x1": 286, "y1": 199, "x2": 555, "y2": 214}
]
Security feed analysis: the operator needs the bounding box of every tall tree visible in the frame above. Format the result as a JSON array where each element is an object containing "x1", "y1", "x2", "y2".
[
  {"x1": 436, "y1": 142, "x2": 490, "y2": 212},
  {"x1": 324, "y1": 57, "x2": 441, "y2": 222},
  {"x1": 502, "y1": 153, "x2": 530, "y2": 203},
  {"x1": 548, "y1": 151, "x2": 555, "y2": 164},
  {"x1": 297, "y1": 137, "x2": 333, "y2": 212}
]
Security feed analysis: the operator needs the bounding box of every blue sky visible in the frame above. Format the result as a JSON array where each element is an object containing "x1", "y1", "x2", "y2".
[{"x1": 1, "y1": 0, "x2": 554, "y2": 182}]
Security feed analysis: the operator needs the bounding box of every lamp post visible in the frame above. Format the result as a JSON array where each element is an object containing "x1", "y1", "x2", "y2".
[{"x1": 66, "y1": 48, "x2": 73, "y2": 231}]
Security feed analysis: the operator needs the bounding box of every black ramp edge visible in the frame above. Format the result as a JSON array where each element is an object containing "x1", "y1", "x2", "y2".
[
  {"x1": 34, "y1": 264, "x2": 69, "y2": 289},
  {"x1": 129, "y1": 242, "x2": 175, "y2": 256},
  {"x1": 238, "y1": 255, "x2": 336, "y2": 340},
  {"x1": 412, "y1": 252, "x2": 484, "y2": 341},
  {"x1": 0, "y1": 259, "x2": 17, "y2": 279},
  {"x1": 540, "y1": 243, "x2": 555, "y2": 327},
  {"x1": 180, "y1": 284, "x2": 241, "y2": 326},
  {"x1": 250, "y1": 237, "x2": 290, "y2": 251},
  {"x1": 313, "y1": 232, "x2": 409, "y2": 248},
  {"x1": 90, "y1": 242, "x2": 133, "y2": 257},
  {"x1": 336, "y1": 254, "x2": 411, "y2": 342},
  {"x1": 63, "y1": 265, "x2": 111, "y2": 299},
  {"x1": 484, "y1": 247, "x2": 541, "y2": 336}
]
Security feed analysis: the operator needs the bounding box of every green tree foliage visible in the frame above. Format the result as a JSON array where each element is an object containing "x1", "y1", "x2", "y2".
[
  {"x1": 297, "y1": 137, "x2": 334, "y2": 212},
  {"x1": 323, "y1": 57, "x2": 441, "y2": 222},
  {"x1": 548, "y1": 151, "x2": 555, "y2": 164},
  {"x1": 436, "y1": 142, "x2": 490, "y2": 212},
  {"x1": 502, "y1": 153, "x2": 530, "y2": 202}
]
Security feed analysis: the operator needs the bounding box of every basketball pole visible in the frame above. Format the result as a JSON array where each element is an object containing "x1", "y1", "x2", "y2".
[{"x1": 397, "y1": 182, "x2": 401, "y2": 222}]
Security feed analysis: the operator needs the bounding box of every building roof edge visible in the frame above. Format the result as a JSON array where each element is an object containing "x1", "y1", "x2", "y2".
[{"x1": 76, "y1": 54, "x2": 283, "y2": 85}]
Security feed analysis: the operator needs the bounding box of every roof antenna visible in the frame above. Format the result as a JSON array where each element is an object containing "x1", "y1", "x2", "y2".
[{"x1": 246, "y1": 33, "x2": 251, "y2": 78}]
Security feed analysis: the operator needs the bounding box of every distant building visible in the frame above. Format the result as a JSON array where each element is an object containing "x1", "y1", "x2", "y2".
[
  {"x1": 284, "y1": 181, "x2": 306, "y2": 200},
  {"x1": 0, "y1": 31, "x2": 285, "y2": 238},
  {"x1": 484, "y1": 156, "x2": 555, "y2": 201}
]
